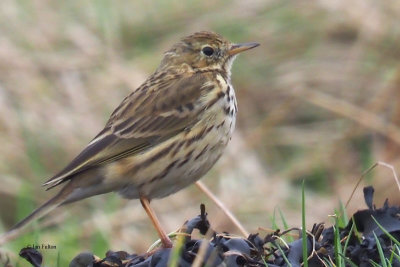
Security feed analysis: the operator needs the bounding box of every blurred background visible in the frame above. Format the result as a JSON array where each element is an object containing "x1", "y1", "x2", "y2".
[{"x1": 1, "y1": 0, "x2": 400, "y2": 265}]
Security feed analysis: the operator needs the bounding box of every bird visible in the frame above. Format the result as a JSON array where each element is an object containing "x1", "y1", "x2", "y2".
[{"x1": 0, "y1": 31, "x2": 259, "y2": 248}]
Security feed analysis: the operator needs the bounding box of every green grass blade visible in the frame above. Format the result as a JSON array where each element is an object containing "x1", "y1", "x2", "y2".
[
  {"x1": 373, "y1": 231, "x2": 388, "y2": 267},
  {"x1": 389, "y1": 247, "x2": 395, "y2": 265},
  {"x1": 270, "y1": 208, "x2": 278, "y2": 230},
  {"x1": 301, "y1": 180, "x2": 308, "y2": 267},
  {"x1": 371, "y1": 216, "x2": 400, "y2": 246},
  {"x1": 277, "y1": 206, "x2": 294, "y2": 243},
  {"x1": 276, "y1": 243, "x2": 292, "y2": 267},
  {"x1": 168, "y1": 233, "x2": 185, "y2": 267},
  {"x1": 351, "y1": 216, "x2": 362, "y2": 243},
  {"x1": 322, "y1": 258, "x2": 334, "y2": 267},
  {"x1": 342, "y1": 221, "x2": 354, "y2": 254},
  {"x1": 338, "y1": 253, "x2": 358, "y2": 267},
  {"x1": 261, "y1": 256, "x2": 269, "y2": 267},
  {"x1": 56, "y1": 250, "x2": 61, "y2": 267},
  {"x1": 391, "y1": 245, "x2": 400, "y2": 262},
  {"x1": 369, "y1": 260, "x2": 382, "y2": 267},
  {"x1": 339, "y1": 200, "x2": 348, "y2": 226},
  {"x1": 334, "y1": 216, "x2": 343, "y2": 267}
]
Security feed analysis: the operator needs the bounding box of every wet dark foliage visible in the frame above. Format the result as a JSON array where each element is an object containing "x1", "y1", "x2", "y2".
[
  {"x1": 19, "y1": 187, "x2": 400, "y2": 266},
  {"x1": 19, "y1": 247, "x2": 42, "y2": 267}
]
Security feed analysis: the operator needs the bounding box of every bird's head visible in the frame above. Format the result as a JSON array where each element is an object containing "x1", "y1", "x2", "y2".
[{"x1": 158, "y1": 31, "x2": 259, "y2": 75}]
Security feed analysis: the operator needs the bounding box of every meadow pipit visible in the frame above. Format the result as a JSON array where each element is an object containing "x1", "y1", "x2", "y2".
[{"x1": 0, "y1": 31, "x2": 259, "y2": 247}]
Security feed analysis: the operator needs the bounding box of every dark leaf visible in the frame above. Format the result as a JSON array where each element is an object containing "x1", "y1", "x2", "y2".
[{"x1": 19, "y1": 247, "x2": 42, "y2": 267}]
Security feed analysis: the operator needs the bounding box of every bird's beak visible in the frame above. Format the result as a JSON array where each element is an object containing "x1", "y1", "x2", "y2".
[{"x1": 228, "y1": 42, "x2": 260, "y2": 56}]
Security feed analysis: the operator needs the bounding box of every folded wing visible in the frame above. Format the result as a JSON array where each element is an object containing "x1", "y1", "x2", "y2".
[{"x1": 43, "y1": 71, "x2": 215, "y2": 189}]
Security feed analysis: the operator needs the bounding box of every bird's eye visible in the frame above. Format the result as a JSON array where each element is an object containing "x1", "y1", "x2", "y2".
[{"x1": 202, "y1": 46, "x2": 214, "y2": 57}]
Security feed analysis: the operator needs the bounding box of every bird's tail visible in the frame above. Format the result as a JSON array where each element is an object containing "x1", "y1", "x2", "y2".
[{"x1": 0, "y1": 182, "x2": 74, "y2": 246}]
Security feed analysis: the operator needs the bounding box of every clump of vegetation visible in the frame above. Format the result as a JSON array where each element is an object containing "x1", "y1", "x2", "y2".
[{"x1": 13, "y1": 186, "x2": 400, "y2": 267}]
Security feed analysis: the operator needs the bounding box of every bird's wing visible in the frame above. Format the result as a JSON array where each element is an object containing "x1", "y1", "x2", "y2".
[{"x1": 44, "y1": 70, "x2": 220, "y2": 189}]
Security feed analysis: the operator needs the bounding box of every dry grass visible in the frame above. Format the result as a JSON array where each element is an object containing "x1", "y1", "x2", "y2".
[{"x1": 1, "y1": 0, "x2": 400, "y2": 265}]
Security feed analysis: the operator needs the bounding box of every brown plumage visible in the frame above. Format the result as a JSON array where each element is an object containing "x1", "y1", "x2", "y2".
[{"x1": 0, "y1": 31, "x2": 259, "y2": 247}]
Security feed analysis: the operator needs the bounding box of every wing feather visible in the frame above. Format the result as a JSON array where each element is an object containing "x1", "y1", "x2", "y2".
[{"x1": 44, "y1": 71, "x2": 214, "y2": 188}]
